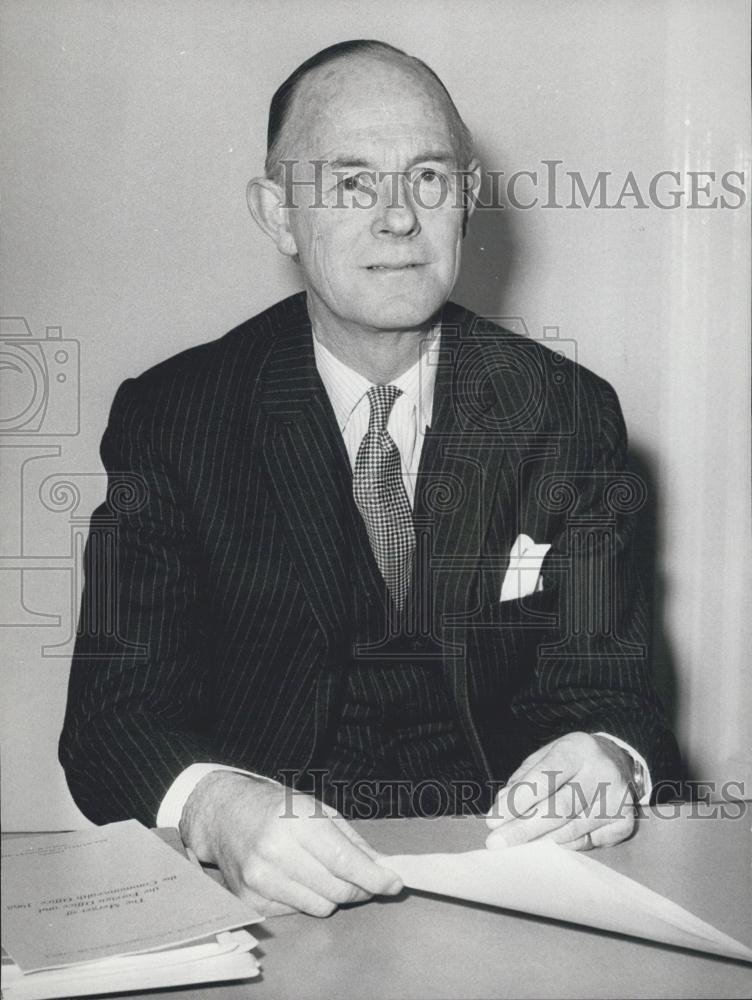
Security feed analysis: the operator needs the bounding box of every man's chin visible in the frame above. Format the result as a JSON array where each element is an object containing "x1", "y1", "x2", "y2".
[{"x1": 353, "y1": 297, "x2": 447, "y2": 334}]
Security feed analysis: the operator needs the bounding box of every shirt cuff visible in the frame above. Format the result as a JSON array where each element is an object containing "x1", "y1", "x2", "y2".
[
  {"x1": 155, "y1": 763, "x2": 280, "y2": 829},
  {"x1": 594, "y1": 732, "x2": 653, "y2": 804}
]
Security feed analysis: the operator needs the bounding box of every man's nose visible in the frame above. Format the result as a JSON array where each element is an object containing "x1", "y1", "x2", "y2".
[{"x1": 371, "y1": 175, "x2": 420, "y2": 238}]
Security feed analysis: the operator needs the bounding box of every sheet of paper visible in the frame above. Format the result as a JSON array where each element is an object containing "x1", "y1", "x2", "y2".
[
  {"x1": 383, "y1": 841, "x2": 752, "y2": 963},
  {"x1": 1, "y1": 820, "x2": 262, "y2": 973}
]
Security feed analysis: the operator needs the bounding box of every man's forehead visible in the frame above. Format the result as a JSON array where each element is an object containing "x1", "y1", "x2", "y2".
[
  {"x1": 285, "y1": 53, "x2": 457, "y2": 157},
  {"x1": 304, "y1": 51, "x2": 439, "y2": 98}
]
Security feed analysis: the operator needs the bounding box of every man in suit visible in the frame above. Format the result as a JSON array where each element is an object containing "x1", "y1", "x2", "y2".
[{"x1": 60, "y1": 39, "x2": 680, "y2": 917}]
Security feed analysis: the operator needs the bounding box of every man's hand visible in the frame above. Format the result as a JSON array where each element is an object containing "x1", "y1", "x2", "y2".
[
  {"x1": 179, "y1": 772, "x2": 403, "y2": 916},
  {"x1": 486, "y1": 732, "x2": 637, "y2": 851}
]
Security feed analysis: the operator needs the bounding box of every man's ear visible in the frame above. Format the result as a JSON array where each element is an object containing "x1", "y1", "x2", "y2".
[
  {"x1": 246, "y1": 177, "x2": 298, "y2": 257},
  {"x1": 461, "y1": 157, "x2": 482, "y2": 237},
  {"x1": 464, "y1": 158, "x2": 482, "y2": 220}
]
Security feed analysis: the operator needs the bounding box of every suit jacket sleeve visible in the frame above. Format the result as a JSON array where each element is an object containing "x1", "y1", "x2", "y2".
[
  {"x1": 59, "y1": 377, "x2": 249, "y2": 826},
  {"x1": 507, "y1": 378, "x2": 680, "y2": 788}
]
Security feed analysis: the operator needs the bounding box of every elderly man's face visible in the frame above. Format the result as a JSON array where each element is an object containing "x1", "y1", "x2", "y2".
[{"x1": 277, "y1": 55, "x2": 472, "y2": 334}]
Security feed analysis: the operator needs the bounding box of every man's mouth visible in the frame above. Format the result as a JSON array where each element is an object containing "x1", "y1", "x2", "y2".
[{"x1": 365, "y1": 263, "x2": 424, "y2": 271}]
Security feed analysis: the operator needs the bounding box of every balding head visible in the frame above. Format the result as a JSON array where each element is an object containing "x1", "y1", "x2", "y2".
[{"x1": 265, "y1": 40, "x2": 473, "y2": 178}]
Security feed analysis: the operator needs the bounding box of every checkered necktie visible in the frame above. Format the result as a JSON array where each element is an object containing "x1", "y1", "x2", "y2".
[{"x1": 353, "y1": 385, "x2": 416, "y2": 610}]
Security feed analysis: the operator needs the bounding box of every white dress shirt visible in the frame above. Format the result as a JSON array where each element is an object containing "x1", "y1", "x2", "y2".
[
  {"x1": 312, "y1": 328, "x2": 438, "y2": 503},
  {"x1": 156, "y1": 327, "x2": 650, "y2": 827}
]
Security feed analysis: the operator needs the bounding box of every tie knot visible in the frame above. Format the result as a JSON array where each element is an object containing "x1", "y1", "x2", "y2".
[{"x1": 366, "y1": 384, "x2": 402, "y2": 433}]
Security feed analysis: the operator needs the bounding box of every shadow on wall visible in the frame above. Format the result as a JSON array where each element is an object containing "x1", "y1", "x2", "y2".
[
  {"x1": 452, "y1": 146, "x2": 517, "y2": 319},
  {"x1": 455, "y1": 163, "x2": 684, "y2": 788}
]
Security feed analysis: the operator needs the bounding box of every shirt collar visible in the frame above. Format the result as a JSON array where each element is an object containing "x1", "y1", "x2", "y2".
[{"x1": 312, "y1": 326, "x2": 440, "y2": 433}]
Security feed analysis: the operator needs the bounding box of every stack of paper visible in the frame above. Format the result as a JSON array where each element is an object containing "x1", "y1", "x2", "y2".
[{"x1": 1, "y1": 821, "x2": 262, "y2": 1000}]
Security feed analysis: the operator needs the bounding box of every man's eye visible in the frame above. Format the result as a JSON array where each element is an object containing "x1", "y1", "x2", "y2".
[
  {"x1": 338, "y1": 173, "x2": 370, "y2": 191},
  {"x1": 415, "y1": 168, "x2": 441, "y2": 183}
]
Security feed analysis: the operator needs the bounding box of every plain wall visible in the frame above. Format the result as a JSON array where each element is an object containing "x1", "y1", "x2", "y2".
[{"x1": 1, "y1": 0, "x2": 749, "y2": 829}]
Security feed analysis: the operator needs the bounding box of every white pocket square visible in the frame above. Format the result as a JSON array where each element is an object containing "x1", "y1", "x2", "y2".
[{"x1": 500, "y1": 533, "x2": 552, "y2": 602}]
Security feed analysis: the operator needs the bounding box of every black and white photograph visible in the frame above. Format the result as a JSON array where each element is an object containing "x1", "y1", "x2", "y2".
[{"x1": 1, "y1": 1, "x2": 750, "y2": 997}]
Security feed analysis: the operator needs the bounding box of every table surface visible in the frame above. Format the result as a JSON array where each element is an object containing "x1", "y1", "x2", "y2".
[{"x1": 6, "y1": 803, "x2": 752, "y2": 999}]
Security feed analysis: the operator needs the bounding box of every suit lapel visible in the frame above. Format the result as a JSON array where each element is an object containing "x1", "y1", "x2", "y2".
[
  {"x1": 416, "y1": 306, "x2": 555, "y2": 778},
  {"x1": 258, "y1": 303, "x2": 352, "y2": 641},
  {"x1": 418, "y1": 304, "x2": 560, "y2": 624},
  {"x1": 416, "y1": 305, "x2": 510, "y2": 637}
]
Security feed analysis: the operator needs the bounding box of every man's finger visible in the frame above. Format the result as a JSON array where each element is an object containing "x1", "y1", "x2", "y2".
[
  {"x1": 332, "y1": 815, "x2": 405, "y2": 890},
  {"x1": 244, "y1": 859, "x2": 340, "y2": 917},
  {"x1": 486, "y1": 755, "x2": 579, "y2": 830},
  {"x1": 222, "y1": 874, "x2": 298, "y2": 917},
  {"x1": 486, "y1": 783, "x2": 583, "y2": 848},
  {"x1": 532, "y1": 809, "x2": 609, "y2": 849},
  {"x1": 328, "y1": 812, "x2": 381, "y2": 860},
  {"x1": 234, "y1": 885, "x2": 298, "y2": 917},
  {"x1": 262, "y1": 837, "x2": 372, "y2": 906},
  {"x1": 301, "y1": 817, "x2": 403, "y2": 896},
  {"x1": 561, "y1": 814, "x2": 635, "y2": 852},
  {"x1": 591, "y1": 814, "x2": 635, "y2": 847},
  {"x1": 528, "y1": 801, "x2": 635, "y2": 852},
  {"x1": 589, "y1": 814, "x2": 635, "y2": 849}
]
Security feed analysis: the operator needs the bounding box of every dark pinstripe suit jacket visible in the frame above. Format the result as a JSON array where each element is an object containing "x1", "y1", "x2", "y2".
[{"x1": 59, "y1": 292, "x2": 680, "y2": 824}]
